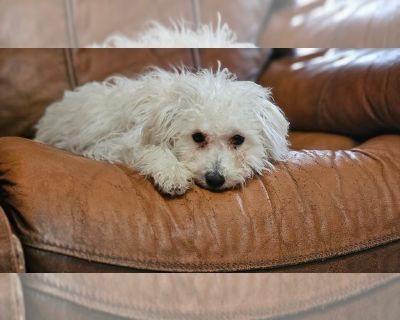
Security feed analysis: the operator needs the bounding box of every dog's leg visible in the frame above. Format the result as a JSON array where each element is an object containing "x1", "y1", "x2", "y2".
[{"x1": 133, "y1": 145, "x2": 193, "y2": 196}]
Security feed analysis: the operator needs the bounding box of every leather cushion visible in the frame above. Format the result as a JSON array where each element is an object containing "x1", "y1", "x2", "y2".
[{"x1": 0, "y1": 136, "x2": 399, "y2": 271}]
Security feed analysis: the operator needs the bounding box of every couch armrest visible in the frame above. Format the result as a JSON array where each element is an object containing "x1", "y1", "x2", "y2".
[
  {"x1": 1, "y1": 136, "x2": 399, "y2": 272},
  {"x1": 0, "y1": 205, "x2": 25, "y2": 272},
  {"x1": 0, "y1": 274, "x2": 24, "y2": 319}
]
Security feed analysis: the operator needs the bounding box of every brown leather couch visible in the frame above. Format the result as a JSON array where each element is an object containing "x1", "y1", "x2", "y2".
[
  {"x1": 1, "y1": 0, "x2": 399, "y2": 47},
  {"x1": 0, "y1": 0, "x2": 273, "y2": 47},
  {"x1": 0, "y1": 48, "x2": 399, "y2": 272},
  {"x1": 2, "y1": 273, "x2": 400, "y2": 319}
]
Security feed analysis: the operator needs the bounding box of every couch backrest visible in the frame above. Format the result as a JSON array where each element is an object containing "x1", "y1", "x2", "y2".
[
  {"x1": 1, "y1": 0, "x2": 399, "y2": 48},
  {"x1": 0, "y1": 0, "x2": 273, "y2": 47},
  {"x1": 259, "y1": 49, "x2": 400, "y2": 139},
  {"x1": 0, "y1": 48, "x2": 270, "y2": 137}
]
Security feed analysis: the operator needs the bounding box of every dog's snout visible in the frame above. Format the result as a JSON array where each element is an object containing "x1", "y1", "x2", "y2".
[{"x1": 205, "y1": 172, "x2": 225, "y2": 189}]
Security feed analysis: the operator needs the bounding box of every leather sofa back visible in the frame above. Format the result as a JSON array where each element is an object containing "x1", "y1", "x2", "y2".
[
  {"x1": 260, "y1": 0, "x2": 400, "y2": 47},
  {"x1": 0, "y1": 48, "x2": 270, "y2": 138},
  {"x1": 260, "y1": 49, "x2": 400, "y2": 139},
  {"x1": 1, "y1": 0, "x2": 399, "y2": 47},
  {"x1": 0, "y1": 0, "x2": 272, "y2": 47}
]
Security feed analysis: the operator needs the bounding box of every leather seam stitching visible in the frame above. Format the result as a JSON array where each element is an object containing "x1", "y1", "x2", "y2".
[
  {"x1": 63, "y1": 48, "x2": 78, "y2": 89},
  {"x1": 63, "y1": 0, "x2": 79, "y2": 47},
  {"x1": 20, "y1": 232, "x2": 400, "y2": 270}
]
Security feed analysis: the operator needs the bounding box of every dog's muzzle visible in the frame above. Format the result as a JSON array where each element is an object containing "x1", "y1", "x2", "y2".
[{"x1": 205, "y1": 171, "x2": 225, "y2": 189}]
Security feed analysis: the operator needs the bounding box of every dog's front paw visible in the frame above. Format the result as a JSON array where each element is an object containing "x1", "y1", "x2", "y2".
[{"x1": 153, "y1": 167, "x2": 193, "y2": 196}]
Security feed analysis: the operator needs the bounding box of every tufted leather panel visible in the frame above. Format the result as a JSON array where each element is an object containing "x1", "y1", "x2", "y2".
[
  {"x1": 0, "y1": 135, "x2": 399, "y2": 272},
  {"x1": 260, "y1": 49, "x2": 400, "y2": 139}
]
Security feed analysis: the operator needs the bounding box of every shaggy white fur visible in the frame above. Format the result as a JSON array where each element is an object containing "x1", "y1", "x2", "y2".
[
  {"x1": 35, "y1": 67, "x2": 289, "y2": 196},
  {"x1": 89, "y1": 15, "x2": 256, "y2": 48}
]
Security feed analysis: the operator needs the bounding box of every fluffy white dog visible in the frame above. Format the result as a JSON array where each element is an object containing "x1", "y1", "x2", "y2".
[
  {"x1": 89, "y1": 15, "x2": 256, "y2": 48},
  {"x1": 35, "y1": 67, "x2": 289, "y2": 196}
]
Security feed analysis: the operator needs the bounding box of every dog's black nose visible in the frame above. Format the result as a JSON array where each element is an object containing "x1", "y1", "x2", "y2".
[{"x1": 205, "y1": 172, "x2": 225, "y2": 189}]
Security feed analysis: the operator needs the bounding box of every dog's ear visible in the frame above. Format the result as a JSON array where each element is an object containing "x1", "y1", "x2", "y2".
[{"x1": 256, "y1": 99, "x2": 289, "y2": 162}]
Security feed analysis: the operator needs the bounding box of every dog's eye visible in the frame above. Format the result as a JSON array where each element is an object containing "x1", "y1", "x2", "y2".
[
  {"x1": 231, "y1": 134, "x2": 245, "y2": 146},
  {"x1": 192, "y1": 132, "x2": 205, "y2": 143}
]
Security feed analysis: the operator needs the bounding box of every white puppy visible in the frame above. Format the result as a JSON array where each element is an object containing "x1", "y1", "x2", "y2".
[{"x1": 35, "y1": 67, "x2": 289, "y2": 196}]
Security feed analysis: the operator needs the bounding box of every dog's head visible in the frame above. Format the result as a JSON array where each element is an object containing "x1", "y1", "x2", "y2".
[{"x1": 142, "y1": 67, "x2": 289, "y2": 191}]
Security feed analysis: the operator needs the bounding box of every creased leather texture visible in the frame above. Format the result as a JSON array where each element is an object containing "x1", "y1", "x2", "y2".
[
  {"x1": 20, "y1": 274, "x2": 400, "y2": 320},
  {"x1": 260, "y1": 49, "x2": 400, "y2": 139},
  {"x1": 0, "y1": 274, "x2": 25, "y2": 320},
  {"x1": 0, "y1": 135, "x2": 399, "y2": 272},
  {"x1": 0, "y1": 206, "x2": 25, "y2": 272},
  {"x1": 260, "y1": 0, "x2": 400, "y2": 47}
]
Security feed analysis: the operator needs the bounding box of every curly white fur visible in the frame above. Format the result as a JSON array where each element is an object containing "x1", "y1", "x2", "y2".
[
  {"x1": 89, "y1": 15, "x2": 256, "y2": 48},
  {"x1": 35, "y1": 67, "x2": 288, "y2": 196}
]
